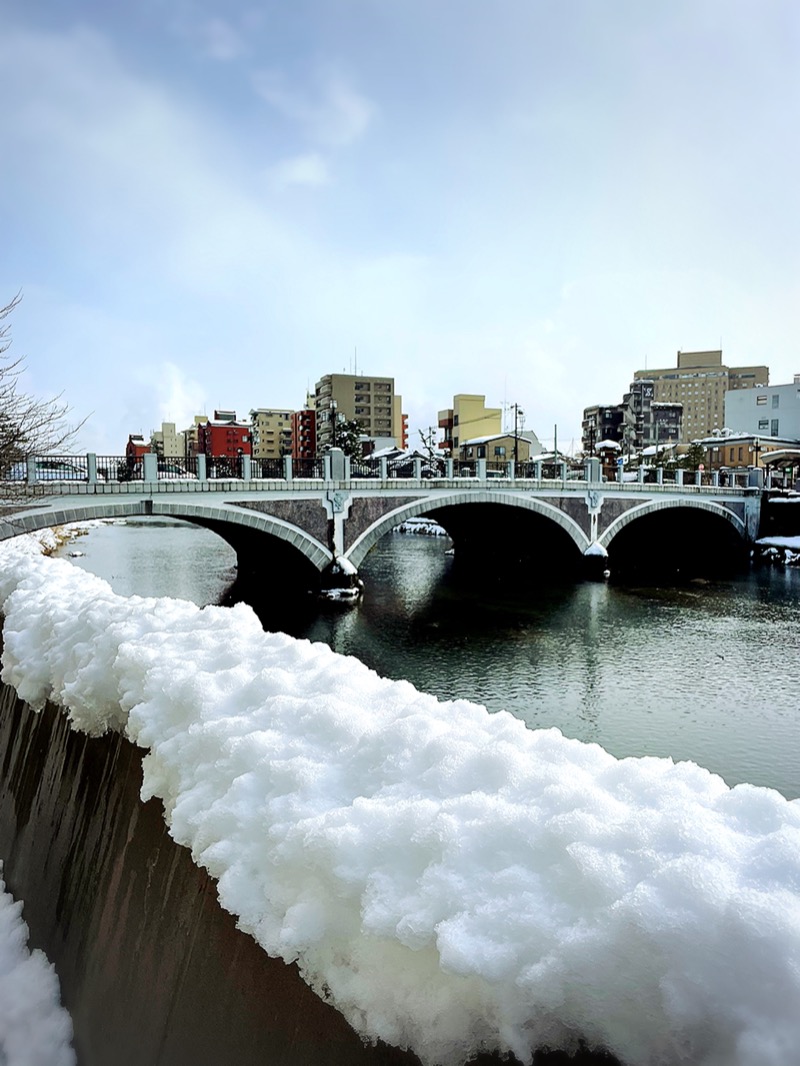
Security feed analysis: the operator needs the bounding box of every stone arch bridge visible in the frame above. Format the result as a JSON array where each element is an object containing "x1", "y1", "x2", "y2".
[{"x1": 0, "y1": 460, "x2": 762, "y2": 593}]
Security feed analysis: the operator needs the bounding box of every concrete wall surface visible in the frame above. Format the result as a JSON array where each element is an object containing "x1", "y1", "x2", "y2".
[{"x1": 0, "y1": 684, "x2": 614, "y2": 1066}]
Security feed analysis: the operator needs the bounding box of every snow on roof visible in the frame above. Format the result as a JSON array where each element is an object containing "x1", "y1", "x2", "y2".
[
  {"x1": 3, "y1": 538, "x2": 800, "y2": 1066},
  {"x1": 641, "y1": 443, "x2": 677, "y2": 456},
  {"x1": 461, "y1": 432, "x2": 539, "y2": 446},
  {"x1": 594, "y1": 439, "x2": 621, "y2": 450}
]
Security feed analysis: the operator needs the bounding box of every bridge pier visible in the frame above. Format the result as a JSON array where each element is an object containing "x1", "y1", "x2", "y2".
[{"x1": 319, "y1": 557, "x2": 364, "y2": 602}]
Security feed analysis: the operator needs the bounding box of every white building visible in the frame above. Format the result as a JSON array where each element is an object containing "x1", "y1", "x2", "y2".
[{"x1": 724, "y1": 376, "x2": 800, "y2": 443}]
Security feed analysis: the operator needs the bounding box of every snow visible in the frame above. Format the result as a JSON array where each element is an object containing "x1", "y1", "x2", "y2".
[
  {"x1": 393, "y1": 518, "x2": 448, "y2": 537},
  {"x1": 756, "y1": 536, "x2": 800, "y2": 551},
  {"x1": 584, "y1": 542, "x2": 608, "y2": 557},
  {"x1": 1, "y1": 536, "x2": 800, "y2": 1065},
  {"x1": 0, "y1": 866, "x2": 75, "y2": 1066}
]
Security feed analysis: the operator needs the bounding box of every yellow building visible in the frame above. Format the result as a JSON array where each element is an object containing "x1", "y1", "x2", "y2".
[
  {"x1": 249, "y1": 408, "x2": 294, "y2": 459},
  {"x1": 438, "y1": 394, "x2": 502, "y2": 454},
  {"x1": 633, "y1": 350, "x2": 768, "y2": 443}
]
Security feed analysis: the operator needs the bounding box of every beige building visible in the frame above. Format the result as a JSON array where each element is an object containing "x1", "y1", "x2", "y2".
[
  {"x1": 151, "y1": 421, "x2": 186, "y2": 459},
  {"x1": 458, "y1": 431, "x2": 542, "y2": 464},
  {"x1": 438, "y1": 395, "x2": 502, "y2": 454},
  {"x1": 249, "y1": 408, "x2": 294, "y2": 459},
  {"x1": 315, "y1": 374, "x2": 406, "y2": 451},
  {"x1": 633, "y1": 350, "x2": 768, "y2": 443}
]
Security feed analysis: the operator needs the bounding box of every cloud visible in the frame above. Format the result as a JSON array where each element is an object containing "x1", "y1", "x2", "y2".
[
  {"x1": 157, "y1": 362, "x2": 207, "y2": 428},
  {"x1": 252, "y1": 68, "x2": 376, "y2": 147},
  {"x1": 267, "y1": 152, "x2": 330, "y2": 188}
]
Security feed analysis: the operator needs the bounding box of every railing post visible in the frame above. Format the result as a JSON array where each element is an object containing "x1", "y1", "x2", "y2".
[
  {"x1": 638, "y1": 467, "x2": 645, "y2": 484},
  {"x1": 26, "y1": 456, "x2": 36, "y2": 485},
  {"x1": 477, "y1": 458, "x2": 487, "y2": 480},
  {"x1": 695, "y1": 470, "x2": 702, "y2": 487},
  {"x1": 508, "y1": 460, "x2": 516, "y2": 481},
  {"x1": 711, "y1": 471, "x2": 719, "y2": 487},
  {"x1": 344, "y1": 455, "x2": 352, "y2": 481},
  {"x1": 584, "y1": 457, "x2": 601, "y2": 483},
  {"x1": 327, "y1": 448, "x2": 345, "y2": 481},
  {"x1": 323, "y1": 454, "x2": 333, "y2": 481},
  {"x1": 675, "y1": 468, "x2": 684, "y2": 486},
  {"x1": 283, "y1": 455, "x2": 293, "y2": 482},
  {"x1": 87, "y1": 453, "x2": 97, "y2": 485},
  {"x1": 445, "y1": 459, "x2": 454, "y2": 479},
  {"x1": 413, "y1": 457, "x2": 422, "y2": 480},
  {"x1": 142, "y1": 453, "x2": 158, "y2": 482},
  {"x1": 534, "y1": 460, "x2": 542, "y2": 480},
  {"x1": 656, "y1": 466, "x2": 664, "y2": 485},
  {"x1": 242, "y1": 455, "x2": 252, "y2": 482},
  {"x1": 559, "y1": 461, "x2": 567, "y2": 481},
  {"x1": 197, "y1": 454, "x2": 207, "y2": 482},
  {"x1": 380, "y1": 457, "x2": 388, "y2": 480}
]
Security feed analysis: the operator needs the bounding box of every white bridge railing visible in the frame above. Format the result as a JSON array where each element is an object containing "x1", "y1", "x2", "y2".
[{"x1": 2, "y1": 452, "x2": 762, "y2": 496}]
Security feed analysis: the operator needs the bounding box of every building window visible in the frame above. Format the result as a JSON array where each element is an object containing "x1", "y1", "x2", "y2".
[
  {"x1": 738, "y1": 447, "x2": 743, "y2": 461},
  {"x1": 756, "y1": 395, "x2": 767, "y2": 405},
  {"x1": 494, "y1": 446, "x2": 506, "y2": 457},
  {"x1": 772, "y1": 394, "x2": 780, "y2": 408},
  {"x1": 758, "y1": 419, "x2": 769, "y2": 431},
  {"x1": 772, "y1": 419, "x2": 779, "y2": 435},
  {"x1": 477, "y1": 446, "x2": 486, "y2": 458}
]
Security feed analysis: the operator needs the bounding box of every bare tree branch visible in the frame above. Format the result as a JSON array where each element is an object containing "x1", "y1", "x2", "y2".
[{"x1": 0, "y1": 294, "x2": 88, "y2": 473}]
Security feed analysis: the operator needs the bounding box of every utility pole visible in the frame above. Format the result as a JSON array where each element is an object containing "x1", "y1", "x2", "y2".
[{"x1": 511, "y1": 403, "x2": 524, "y2": 464}]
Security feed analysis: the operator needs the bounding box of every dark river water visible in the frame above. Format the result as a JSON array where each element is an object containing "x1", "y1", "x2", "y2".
[{"x1": 58, "y1": 518, "x2": 800, "y2": 799}]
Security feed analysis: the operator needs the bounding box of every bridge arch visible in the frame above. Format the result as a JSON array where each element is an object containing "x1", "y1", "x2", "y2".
[
  {"x1": 0, "y1": 498, "x2": 332, "y2": 573},
  {"x1": 598, "y1": 497, "x2": 747, "y2": 549},
  {"x1": 344, "y1": 492, "x2": 592, "y2": 569},
  {"x1": 599, "y1": 497, "x2": 749, "y2": 576}
]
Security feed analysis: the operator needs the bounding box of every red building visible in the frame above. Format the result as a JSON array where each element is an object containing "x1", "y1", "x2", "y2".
[
  {"x1": 197, "y1": 418, "x2": 252, "y2": 458},
  {"x1": 291, "y1": 408, "x2": 317, "y2": 460},
  {"x1": 126, "y1": 434, "x2": 150, "y2": 460}
]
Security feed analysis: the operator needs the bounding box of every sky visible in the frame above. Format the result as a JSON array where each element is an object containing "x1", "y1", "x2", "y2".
[{"x1": 1, "y1": 0, "x2": 798, "y2": 455}]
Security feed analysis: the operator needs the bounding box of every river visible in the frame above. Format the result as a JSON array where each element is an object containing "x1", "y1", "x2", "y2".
[{"x1": 58, "y1": 517, "x2": 800, "y2": 800}]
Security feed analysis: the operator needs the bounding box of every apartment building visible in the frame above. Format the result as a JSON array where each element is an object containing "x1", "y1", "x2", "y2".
[
  {"x1": 291, "y1": 403, "x2": 317, "y2": 460},
  {"x1": 197, "y1": 413, "x2": 251, "y2": 458},
  {"x1": 150, "y1": 421, "x2": 185, "y2": 459},
  {"x1": 249, "y1": 409, "x2": 294, "y2": 460},
  {"x1": 724, "y1": 376, "x2": 800, "y2": 442},
  {"x1": 633, "y1": 350, "x2": 768, "y2": 442},
  {"x1": 438, "y1": 395, "x2": 502, "y2": 454},
  {"x1": 582, "y1": 404, "x2": 625, "y2": 454},
  {"x1": 315, "y1": 374, "x2": 405, "y2": 451}
]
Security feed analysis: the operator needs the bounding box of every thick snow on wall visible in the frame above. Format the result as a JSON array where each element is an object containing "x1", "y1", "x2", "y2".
[
  {"x1": 1, "y1": 540, "x2": 800, "y2": 1066},
  {"x1": 0, "y1": 865, "x2": 75, "y2": 1066}
]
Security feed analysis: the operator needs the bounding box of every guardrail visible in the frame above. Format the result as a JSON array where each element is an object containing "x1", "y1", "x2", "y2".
[{"x1": 0, "y1": 452, "x2": 764, "y2": 494}]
